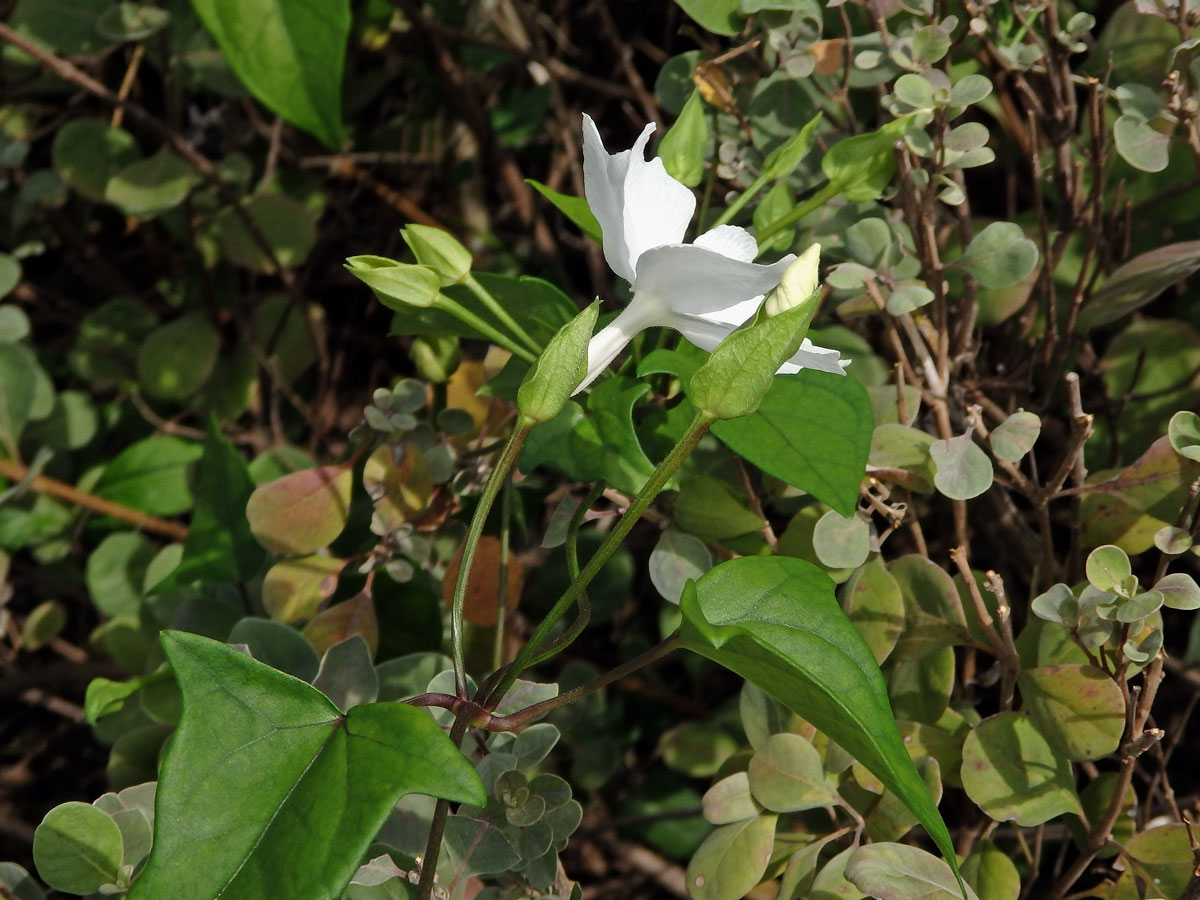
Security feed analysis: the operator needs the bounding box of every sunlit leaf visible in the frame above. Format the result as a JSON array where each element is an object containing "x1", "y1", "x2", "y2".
[
  {"x1": 188, "y1": 0, "x2": 349, "y2": 147},
  {"x1": 127, "y1": 632, "x2": 483, "y2": 900},
  {"x1": 679, "y1": 556, "x2": 960, "y2": 882}
]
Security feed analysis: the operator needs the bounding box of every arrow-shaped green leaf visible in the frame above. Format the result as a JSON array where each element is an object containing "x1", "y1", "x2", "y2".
[
  {"x1": 678, "y1": 556, "x2": 963, "y2": 895},
  {"x1": 129, "y1": 631, "x2": 484, "y2": 900}
]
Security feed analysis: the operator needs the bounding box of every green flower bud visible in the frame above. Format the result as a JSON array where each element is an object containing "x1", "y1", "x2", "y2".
[
  {"x1": 764, "y1": 243, "x2": 820, "y2": 318},
  {"x1": 345, "y1": 255, "x2": 441, "y2": 309},
  {"x1": 410, "y1": 334, "x2": 462, "y2": 384},
  {"x1": 401, "y1": 224, "x2": 473, "y2": 285},
  {"x1": 517, "y1": 301, "x2": 600, "y2": 425},
  {"x1": 690, "y1": 284, "x2": 821, "y2": 421}
]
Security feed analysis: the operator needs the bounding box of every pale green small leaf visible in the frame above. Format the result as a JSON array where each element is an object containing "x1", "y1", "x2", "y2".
[
  {"x1": 949, "y1": 74, "x2": 992, "y2": 108},
  {"x1": 893, "y1": 74, "x2": 935, "y2": 109},
  {"x1": 702, "y1": 772, "x2": 761, "y2": 824},
  {"x1": 930, "y1": 433, "x2": 993, "y2": 500},
  {"x1": 1114, "y1": 114, "x2": 1170, "y2": 172},
  {"x1": 747, "y1": 733, "x2": 837, "y2": 812},
  {"x1": 1030, "y1": 583, "x2": 1078, "y2": 626},
  {"x1": 959, "y1": 222, "x2": 1039, "y2": 289},
  {"x1": 0, "y1": 259, "x2": 22, "y2": 303},
  {"x1": 960, "y1": 840, "x2": 1019, "y2": 900},
  {"x1": 0, "y1": 861, "x2": 45, "y2": 900},
  {"x1": 685, "y1": 814, "x2": 777, "y2": 900},
  {"x1": 812, "y1": 509, "x2": 870, "y2": 569},
  {"x1": 1085, "y1": 544, "x2": 1132, "y2": 593},
  {"x1": 990, "y1": 410, "x2": 1041, "y2": 462},
  {"x1": 33, "y1": 802, "x2": 124, "y2": 895},
  {"x1": 649, "y1": 529, "x2": 713, "y2": 604},
  {"x1": 0, "y1": 343, "x2": 35, "y2": 447},
  {"x1": 1019, "y1": 665, "x2": 1124, "y2": 760},
  {"x1": 105, "y1": 147, "x2": 200, "y2": 218},
  {"x1": 886, "y1": 281, "x2": 935, "y2": 315},
  {"x1": 1155, "y1": 572, "x2": 1200, "y2": 610},
  {"x1": 1168, "y1": 410, "x2": 1200, "y2": 461},
  {"x1": 846, "y1": 843, "x2": 979, "y2": 900}
]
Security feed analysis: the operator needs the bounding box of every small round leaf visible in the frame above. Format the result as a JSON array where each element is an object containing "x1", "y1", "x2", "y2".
[
  {"x1": 685, "y1": 814, "x2": 777, "y2": 900},
  {"x1": 1168, "y1": 410, "x2": 1200, "y2": 462},
  {"x1": 1018, "y1": 665, "x2": 1125, "y2": 760},
  {"x1": 812, "y1": 509, "x2": 871, "y2": 569},
  {"x1": 33, "y1": 801, "x2": 124, "y2": 894},
  {"x1": 1085, "y1": 544, "x2": 1132, "y2": 593},
  {"x1": 930, "y1": 433, "x2": 994, "y2": 500},
  {"x1": 989, "y1": 410, "x2": 1041, "y2": 462},
  {"x1": 961, "y1": 712, "x2": 1082, "y2": 825},
  {"x1": 747, "y1": 733, "x2": 837, "y2": 812}
]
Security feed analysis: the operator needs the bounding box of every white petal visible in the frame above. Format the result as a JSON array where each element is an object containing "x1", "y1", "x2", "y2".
[
  {"x1": 693, "y1": 225, "x2": 758, "y2": 262},
  {"x1": 778, "y1": 338, "x2": 851, "y2": 376},
  {"x1": 582, "y1": 114, "x2": 644, "y2": 284},
  {"x1": 670, "y1": 314, "x2": 737, "y2": 352},
  {"x1": 633, "y1": 244, "x2": 797, "y2": 316},
  {"x1": 619, "y1": 127, "x2": 695, "y2": 268},
  {"x1": 574, "y1": 293, "x2": 667, "y2": 393},
  {"x1": 700, "y1": 295, "x2": 762, "y2": 328}
]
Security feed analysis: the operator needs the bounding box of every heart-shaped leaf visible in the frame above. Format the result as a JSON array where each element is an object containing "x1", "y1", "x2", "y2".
[{"x1": 128, "y1": 631, "x2": 483, "y2": 900}]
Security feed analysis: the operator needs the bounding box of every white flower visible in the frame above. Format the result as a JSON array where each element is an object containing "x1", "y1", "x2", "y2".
[{"x1": 576, "y1": 113, "x2": 848, "y2": 393}]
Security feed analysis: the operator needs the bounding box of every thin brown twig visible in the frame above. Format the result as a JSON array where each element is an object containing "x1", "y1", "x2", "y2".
[{"x1": 0, "y1": 458, "x2": 188, "y2": 541}]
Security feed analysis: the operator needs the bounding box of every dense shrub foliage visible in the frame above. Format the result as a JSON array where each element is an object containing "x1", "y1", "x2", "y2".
[{"x1": 3, "y1": 1, "x2": 1200, "y2": 899}]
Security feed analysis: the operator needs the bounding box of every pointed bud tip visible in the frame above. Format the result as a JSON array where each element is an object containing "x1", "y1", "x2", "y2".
[{"x1": 764, "y1": 243, "x2": 821, "y2": 318}]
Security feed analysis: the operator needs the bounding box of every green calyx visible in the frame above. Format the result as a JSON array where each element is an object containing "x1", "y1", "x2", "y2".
[{"x1": 516, "y1": 300, "x2": 600, "y2": 425}]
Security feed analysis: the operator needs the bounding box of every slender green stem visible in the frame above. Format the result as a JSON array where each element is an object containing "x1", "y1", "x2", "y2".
[
  {"x1": 464, "y1": 273, "x2": 543, "y2": 356},
  {"x1": 710, "y1": 171, "x2": 772, "y2": 229},
  {"x1": 521, "y1": 483, "x2": 605, "y2": 670},
  {"x1": 491, "y1": 474, "x2": 514, "y2": 671},
  {"x1": 451, "y1": 425, "x2": 530, "y2": 698},
  {"x1": 486, "y1": 409, "x2": 714, "y2": 706},
  {"x1": 434, "y1": 295, "x2": 538, "y2": 364},
  {"x1": 755, "y1": 180, "x2": 841, "y2": 246}
]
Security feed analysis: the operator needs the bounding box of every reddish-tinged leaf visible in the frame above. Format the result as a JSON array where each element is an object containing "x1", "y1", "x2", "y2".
[
  {"x1": 262, "y1": 555, "x2": 347, "y2": 623},
  {"x1": 303, "y1": 593, "x2": 378, "y2": 657},
  {"x1": 442, "y1": 536, "x2": 524, "y2": 627},
  {"x1": 363, "y1": 445, "x2": 432, "y2": 531},
  {"x1": 246, "y1": 465, "x2": 353, "y2": 555}
]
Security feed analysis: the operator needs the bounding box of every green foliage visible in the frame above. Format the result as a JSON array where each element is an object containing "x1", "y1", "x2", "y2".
[
  {"x1": 679, "y1": 556, "x2": 962, "y2": 886},
  {"x1": 127, "y1": 632, "x2": 484, "y2": 900},
  {"x1": 188, "y1": 0, "x2": 349, "y2": 147},
  {"x1": 8, "y1": 2, "x2": 1200, "y2": 899}
]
